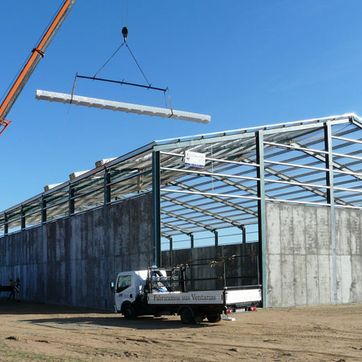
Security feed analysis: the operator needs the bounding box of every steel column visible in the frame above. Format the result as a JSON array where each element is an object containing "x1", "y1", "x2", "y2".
[
  {"x1": 169, "y1": 236, "x2": 173, "y2": 252},
  {"x1": 69, "y1": 187, "x2": 75, "y2": 215},
  {"x1": 241, "y1": 226, "x2": 247, "y2": 243},
  {"x1": 4, "y1": 213, "x2": 8, "y2": 235},
  {"x1": 152, "y1": 151, "x2": 161, "y2": 267},
  {"x1": 41, "y1": 197, "x2": 47, "y2": 223},
  {"x1": 214, "y1": 230, "x2": 219, "y2": 247},
  {"x1": 21, "y1": 206, "x2": 26, "y2": 230},
  {"x1": 168, "y1": 236, "x2": 173, "y2": 266},
  {"x1": 190, "y1": 233, "x2": 195, "y2": 248},
  {"x1": 324, "y1": 121, "x2": 337, "y2": 303},
  {"x1": 104, "y1": 170, "x2": 111, "y2": 205},
  {"x1": 256, "y1": 130, "x2": 267, "y2": 307}
]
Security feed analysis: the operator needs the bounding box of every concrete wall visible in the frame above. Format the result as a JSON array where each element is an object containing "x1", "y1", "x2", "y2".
[
  {"x1": 162, "y1": 243, "x2": 259, "y2": 290},
  {"x1": 266, "y1": 202, "x2": 362, "y2": 307},
  {"x1": 0, "y1": 194, "x2": 153, "y2": 310}
]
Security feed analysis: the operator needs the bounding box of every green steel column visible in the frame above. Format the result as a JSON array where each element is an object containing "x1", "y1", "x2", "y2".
[
  {"x1": 324, "y1": 121, "x2": 337, "y2": 303},
  {"x1": 152, "y1": 151, "x2": 161, "y2": 267},
  {"x1": 169, "y1": 237, "x2": 173, "y2": 252},
  {"x1": 214, "y1": 230, "x2": 219, "y2": 247},
  {"x1": 104, "y1": 170, "x2": 111, "y2": 205},
  {"x1": 41, "y1": 197, "x2": 47, "y2": 223},
  {"x1": 168, "y1": 237, "x2": 174, "y2": 267},
  {"x1": 241, "y1": 226, "x2": 247, "y2": 243},
  {"x1": 4, "y1": 213, "x2": 8, "y2": 235},
  {"x1": 256, "y1": 130, "x2": 267, "y2": 307},
  {"x1": 21, "y1": 206, "x2": 26, "y2": 230},
  {"x1": 69, "y1": 187, "x2": 75, "y2": 215}
]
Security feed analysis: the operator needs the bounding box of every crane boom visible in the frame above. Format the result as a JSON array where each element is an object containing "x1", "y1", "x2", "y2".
[{"x1": 0, "y1": 0, "x2": 75, "y2": 135}]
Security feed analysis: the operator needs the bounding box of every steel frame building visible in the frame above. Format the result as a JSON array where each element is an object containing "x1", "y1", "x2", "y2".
[{"x1": 1, "y1": 112, "x2": 362, "y2": 304}]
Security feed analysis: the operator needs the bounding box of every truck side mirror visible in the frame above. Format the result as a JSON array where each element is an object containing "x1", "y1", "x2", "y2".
[{"x1": 110, "y1": 281, "x2": 115, "y2": 291}]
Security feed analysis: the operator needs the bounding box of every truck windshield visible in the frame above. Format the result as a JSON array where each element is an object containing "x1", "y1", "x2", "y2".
[{"x1": 116, "y1": 275, "x2": 132, "y2": 293}]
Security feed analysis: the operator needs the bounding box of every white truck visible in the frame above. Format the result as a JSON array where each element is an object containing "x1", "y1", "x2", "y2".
[{"x1": 110, "y1": 266, "x2": 261, "y2": 324}]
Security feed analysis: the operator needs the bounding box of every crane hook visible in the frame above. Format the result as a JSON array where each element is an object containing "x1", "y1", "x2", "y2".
[{"x1": 122, "y1": 26, "x2": 128, "y2": 41}]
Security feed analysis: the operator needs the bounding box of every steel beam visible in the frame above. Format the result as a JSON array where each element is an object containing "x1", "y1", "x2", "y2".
[
  {"x1": 290, "y1": 141, "x2": 362, "y2": 182},
  {"x1": 162, "y1": 209, "x2": 215, "y2": 232},
  {"x1": 350, "y1": 115, "x2": 362, "y2": 130},
  {"x1": 161, "y1": 193, "x2": 256, "y2": 227},
  {"x1": 161, "y1": 221, "x2": 193, "y2": 235}
]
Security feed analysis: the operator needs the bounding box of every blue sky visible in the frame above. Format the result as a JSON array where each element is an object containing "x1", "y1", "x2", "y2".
[{"x1": 1, "y1": 0, "x2": 362, "y2": 210}]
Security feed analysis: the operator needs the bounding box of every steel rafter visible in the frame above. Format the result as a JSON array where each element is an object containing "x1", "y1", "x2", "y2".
[
  {"x1": 165, "y1": 180, "x2": 258, "y2": 217},
  {"x1": 290, "y1": 141, "x2": 362, "y2": 182},
  {"x1": 161, "y1": 194, "x2": 246, "y2": 229},
  {"x1": 161, "y1": 208, "x2": 216, "y2": 232},
  {"x1": 161, "y1": 222, "x2": 193, "y2": 236}
]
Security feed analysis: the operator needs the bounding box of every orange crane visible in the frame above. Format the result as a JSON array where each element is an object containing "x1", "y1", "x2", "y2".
[{"x1": 0, "y1": 0, "x2": 75, "y2": 136}]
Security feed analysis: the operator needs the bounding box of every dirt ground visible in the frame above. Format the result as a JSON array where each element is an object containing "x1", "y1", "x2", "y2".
[{"x1": 0, "y1": 300, "x2": 361, "y2": 361}]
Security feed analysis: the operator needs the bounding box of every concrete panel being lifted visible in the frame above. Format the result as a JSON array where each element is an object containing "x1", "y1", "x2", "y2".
[{"x1": 36, "y1": 90, "x2": 211, "y2": 124}]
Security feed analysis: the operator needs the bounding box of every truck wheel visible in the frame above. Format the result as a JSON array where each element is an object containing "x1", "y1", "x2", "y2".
[
  {"x1": 206, "y1": 313, "x2": 221, "y2": 323},
  {"x1": 122, "y1": 302, "x2": 136, "y2": 320},
  {"x1": 180, "y1": 307, "x2": 195, "y2": 324}
]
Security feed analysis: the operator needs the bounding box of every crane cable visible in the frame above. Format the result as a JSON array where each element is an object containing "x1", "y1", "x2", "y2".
[
  {"x1": 92, "y1": 26, "x2": 151, "y2": 88},
  {"x1": 124, "y1": 39, "x2": 151, "y2": 87},
  {"x1": 92, "y1": 43, "x2": 125, "y2": 79},
  {"x1": 72, "y1": 0, "x2": 174, "y2": 115}
]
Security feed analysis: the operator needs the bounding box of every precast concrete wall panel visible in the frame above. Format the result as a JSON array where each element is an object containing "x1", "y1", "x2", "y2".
[
  {"x1": 266, "y1": 202, "x2": 362, "y2": 307},
  {"x1": 0, "y1": 194, "x2": 153, "y2": 310}
]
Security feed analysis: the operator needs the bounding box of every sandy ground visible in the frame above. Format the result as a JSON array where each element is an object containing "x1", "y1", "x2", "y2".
[{"x1": 0, "y1": 300, "x2": 361, "y2": 361}]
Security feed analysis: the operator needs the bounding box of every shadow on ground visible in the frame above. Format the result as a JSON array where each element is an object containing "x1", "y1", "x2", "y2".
[
  {"x1": 24, "y1": 315, "x2": 212, "y2": 330},
  {"x1": 0, "y1": 300, "x2": 213, "y2": 330},
  {"x1": 0, "y1": 299, "x2": 109, "y2": 315}
]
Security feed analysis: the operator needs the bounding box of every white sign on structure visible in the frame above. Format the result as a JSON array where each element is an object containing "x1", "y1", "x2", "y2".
[{"x1": 184, "y1": 150, "x2": 206, "y2": 168}]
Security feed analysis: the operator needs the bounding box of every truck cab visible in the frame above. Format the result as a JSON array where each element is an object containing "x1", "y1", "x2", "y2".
[{"x1": 113, "y1": 268, "x2": 168, "y2": 318}]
